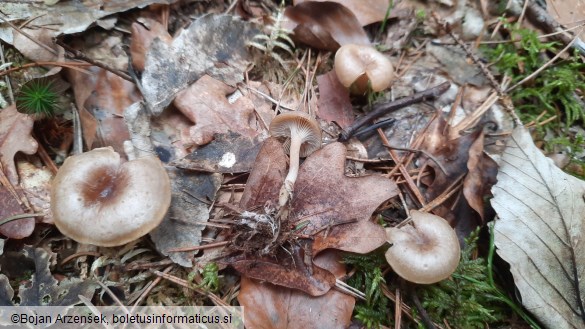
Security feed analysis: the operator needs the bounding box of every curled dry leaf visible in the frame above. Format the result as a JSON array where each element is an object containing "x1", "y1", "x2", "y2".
[
  {"x1": 294, "y1": 0, "x2": 393, "y2": 26},
  {"x1": 0, "y1": 105, "x2": 38, "y2": 185},
  {"x1": 492, "y1": 126, "x2": 585, "y2": 329},
  {"x1": 285, "y1": 1, "x2": 370, "y2": 51},
  {"x1": 222, "y1": 138, "x2": 397, "y2": 296},
  {"x1": 238, "y1": 250, "x2": 354, "y2": 329},
  {"x1": 173, "y1": 75, "x2": 261, "y2": 147}
]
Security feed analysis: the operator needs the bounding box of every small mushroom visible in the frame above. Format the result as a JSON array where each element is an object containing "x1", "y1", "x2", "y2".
[
  {"x1": 50, "y1": 147, "x2": 171, "y2": 247},
  {"x1": 269, "y1": 112, "x2": 321, "y2": 206},
  {"x1": 385, "y1": 210, "x2": 460, "y2": 284},
  {"x1": 334, "y1": 44, "x2": 394, "y2": 95}
]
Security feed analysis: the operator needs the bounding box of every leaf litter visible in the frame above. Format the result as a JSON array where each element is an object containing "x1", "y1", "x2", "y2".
[{"x1": 0, "y1": 0, "x2": 582, "y2": 328}]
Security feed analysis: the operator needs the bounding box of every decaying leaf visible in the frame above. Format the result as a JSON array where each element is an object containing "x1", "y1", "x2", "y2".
[
  {"x1": 238, "y1": 250, "x2": 354, "y2": 329},
  {"x1": 285, "y1": 1, "x2": 370, "y2": 51},
  {"x1": 15, "y1": 246, "x2": 97, "y2": 306},
  {"x1": 172, "y1": 132, "x2": 264, "y2": 173},
  {"x1": 17, "y1": 161, "x2": 53, "y2": 224},
  {"x1": 150, "y1": 168, "x2": 222, "y2": 267},
  {"x1": 492, "y1": 126, "x2": 585, "y2": 329},
  {"x1": 66, "y1": 67, "x2": 140, "y2": 155},
  {"x1": 0, "y1": 185, "x2": 34, "y2": 239},
  {"x1": 223, "y1": 138, "x2": 397, "y2": 296},
  {"x1": 130, "y1": 18, "x2": 173, "y2": 71},
  {"x1": 294, "y1": 0, "x2": 393, "y2": 26},
  {"x1": 316, "y1": 70, "x2": 354, "y2": 129},
  {"x1": 0, "y1": 105, "x2": 38, "y2": 185},
  {"x1": 173, "y1": 75, "x2": 261, "y2": 146},
  {"x1": 142, "y1": 14, "x2": 255, "y2": 115}
]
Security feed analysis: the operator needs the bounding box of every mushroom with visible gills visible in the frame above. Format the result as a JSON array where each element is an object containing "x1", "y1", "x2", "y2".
[
  {"x1": 50, "y1": 147, "x2": 171, "y2": 247},
  {"x1": 385, "y1": 210, "x2": 460, "y2": 284},
  {"x1": 334, "y1": 44, "x2": 394, "y2": 95},
  {"x1": 269, "y1": 112, "x2": 322, "y2": 206}
]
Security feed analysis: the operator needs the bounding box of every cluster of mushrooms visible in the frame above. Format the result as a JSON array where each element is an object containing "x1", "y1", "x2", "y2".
[{"x1": 49, "y1": 43, "x2": 459, "y2": 284}]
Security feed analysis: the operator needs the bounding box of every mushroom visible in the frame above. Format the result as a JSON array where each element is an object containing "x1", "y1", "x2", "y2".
[
  {"x1": 334, "y1": 44, "x2": 394, "y2": 95},
  {"x1": 269, "y1": 112, "x2": 322, "y2": 206},
  {"x1": 385, "y1": 210, "x2": 460, "y2": 284},
  {"x1": 50, "y1": 147, "x2": 171, "y2": 247}
]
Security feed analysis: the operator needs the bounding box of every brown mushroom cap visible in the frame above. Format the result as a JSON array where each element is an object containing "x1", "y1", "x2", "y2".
[
  {"x1": 385, "y1": 210, "x2": 460, "y2": 284},
  {"x1": 334, "y1": 44, "x2": 394, "y2": 94},
  {"x1": 269, "y1": 111, "x2": 322, "y2": 157},
  {"x1": 50, "y1": 147, "x2": 171, "y2": 247}
]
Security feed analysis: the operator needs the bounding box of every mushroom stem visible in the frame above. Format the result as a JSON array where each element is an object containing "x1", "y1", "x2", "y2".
[{"x1": 279, "y1": 133, "x2": 302, "y2": 207}]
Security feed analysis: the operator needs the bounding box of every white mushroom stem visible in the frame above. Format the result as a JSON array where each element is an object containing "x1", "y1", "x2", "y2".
[{"x1": 279, "y1": 130, "x2": 302, "y2": 207}]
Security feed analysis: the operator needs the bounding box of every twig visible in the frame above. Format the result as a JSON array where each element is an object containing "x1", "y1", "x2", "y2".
[
  {"x1": 383, "y1": 145, "x2": 448, "y2": 175},
  {"x1": 60, "y1": 251, "x2": 102, "y2": 266},
  {"x1": 0, "y1": 212, "x2": 44, "y2": 226},
  {"x1": 32, "y1": 133, "x2": 59, "y2": 174},
  {"x1": 334, "y1": 279, "x2": 366, "y2": 300},
  {"x1": 338, "y1": 82, "x2": 450, "y2": 142},
  {"x1": 345, "y1": 156, "x2": 393, "y2": 163},
  {"x1": 151, "y1": 269, "x2": 228, "y2": 306},
  {"x1": 131, "y1": 265, "x2": 174, "y2": 307},
  {"x1": 167, "y1": 240, "x2": 230, "y2": 253},
  {"x1": 0, "y1": 61, "x2": 92, "y2": 78},
  {"x1": 56, "y1": 39, "x2": 133, "y2": 82}
]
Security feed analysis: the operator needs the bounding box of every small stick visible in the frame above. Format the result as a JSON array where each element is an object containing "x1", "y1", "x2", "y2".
[
  {"x1": 56, "y1": 39, "x2": 133, "y2": 82},
  {"x1": 0, "y1": 61, "x2": 91, "y2": 78},
  {"x1": 338, "y1": 81, "x2": 450, "y2": 142},
  {"x1": 0, "y1": 14, "x2": 57, "y2": 56},
  {"x1": 32, "y1": 133, "x2": 59, "y2": 174},
  {"x1": 383, "y1": 145, "x2": 448, "y2": 175},
  {"x1": 0, "y1": 212, "x2": 44, "y2": 226},
  {"x1": 131, "y1": 265, "x2": 174, "y2": 308},
  {"x1": 167, "y1": 240, "x2": 230, "y2": 253}
]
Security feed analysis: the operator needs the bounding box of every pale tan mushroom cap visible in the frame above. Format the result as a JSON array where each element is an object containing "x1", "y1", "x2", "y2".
[
  {"x1": 385, "y1": 210, "x2": 460, "y2": 284},
  {"x1": 269, "y1": 111, "x2": 322, "y2": 157},
  {"x1": 50, "y1": 147, "x2": 171, "y2": 247},
  {"x1": 334, "y1": 44, "x2": 394, "y2": 93}
]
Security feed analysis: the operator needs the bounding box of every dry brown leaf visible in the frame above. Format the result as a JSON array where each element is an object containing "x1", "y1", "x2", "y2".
[
  {"x1": 66, "y1": 67, "x2": 140, "y2": 155},
  {"x1": 294, "y1": 0, "x2": 392, "y2": 26},
  {"x1": 173, "y1": 75, "x2": 260, "y2": 147},
  {"x1": 17, "y1": 161, "x2": 53, "y2": 224},
  {"x1": 493, "y1": 126, "x2": 585, "y2": 328},
  {"x1": 285, "y1": 1, "x2": 370, "y2": 51},
  {"x1": 223, "y1": 138, "x2": 397, "y2": 295},
  {"x1": 462, "y1": 133, "x2": 497, "y2": 222},
  {"x1": 0, "y1": 185, "x2": 34, "y2": 239},
  {"x1": 238, "y1": 250, "x2": 354, "y2": 329},
  {"x1": 316, "y1": 70, "x2": 354, "y2": 129},
  {"x1": 130, "y1": 18, "x2": 172, "y2": 71},
  {"x1": 0, "y1": 105, "x2": 38, "y2": 185}
]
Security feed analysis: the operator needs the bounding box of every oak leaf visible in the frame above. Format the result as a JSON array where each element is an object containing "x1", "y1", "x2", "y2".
[
  {"x1": 0, "y1": 105, "x2": 38, "y2": 185},
  {"x1": 223, "y1": 138, "x2": 397, "y2": 296}
]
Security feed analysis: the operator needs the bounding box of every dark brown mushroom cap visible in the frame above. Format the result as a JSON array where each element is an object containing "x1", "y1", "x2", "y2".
[
  {"x1": 385, "y1": 210, "x2": 460, "y2": 284},
  {"x1": 50, "y1": 147, "x2": 171, "y2": 247},
  {"x1": 269, "y1": 111, "x2": 322, "y2": 157}
]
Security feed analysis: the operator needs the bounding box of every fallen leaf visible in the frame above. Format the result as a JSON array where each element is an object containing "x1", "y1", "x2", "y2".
[
  {"x1": 316, "y1": 70, "x2": 354, "y2": 129},
  {"x1": 17, "y1": 161, "x2": 53, "y2": 224},
  {"x1": 462, "y1": 133, "x2": 497, "y2": 222},
  {"x1": 492, "y1": 126, "x2": 585, "y2": 329},
  {"x1": 150, "y1": 168, "x2": 222, "y2": 267},
  {"x1": 172, "y1": 132, "x2": 264, "y2": 173},
  {"x1": 0, "y1": 105, "x2": 38, "y2": 185},
  {"x1": 0, "y1": 0, "x2": 179, "y2": 52},
  {"x1": 223, "y1": 138, "x2": 397, "y2": 295},
  {"x1": 285, "y1": 1, "x2": 370, "y2": 51},
  {"x1": 294, "y1": 0, "x2": 393, "y2": 26},
  {"x1": 142, "y1": 14, "x2": 255, "y2": 115},
  {"x1": 173, "y1": 75, "x2": 260, "y2": 146},
  {"x1": 66, "y1": 67, "x2": 140, "y2": 155},
  {"x1": 0, "y1": 185, "x2": 34, "y2": 239},
  {"x1": 0, "y1": 273, "x2": 13, "y2": 306},
  {"x1": 130, "y1": 18, "x2": 173, "y2": 71},
  {"x1": 238, "y1": 250, "x2": 354, "y2": 329},
  {"x1": 15, "y1": 246, "x2": 97, "y2": 306}
]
